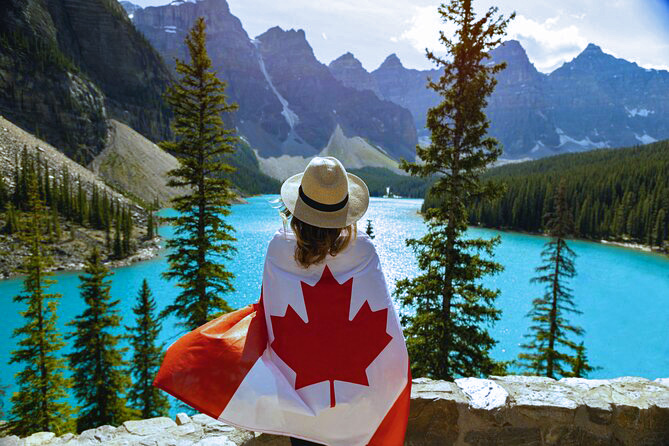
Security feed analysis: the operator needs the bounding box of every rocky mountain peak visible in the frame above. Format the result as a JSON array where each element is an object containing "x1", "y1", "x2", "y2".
[
  {"x1": 583, "y1": 42, "x2": 604, "y2": 54},
  {"x1": 255, "y1": 26, "x2": 316, "y2": 63},
  {"x1": 329, "y1": 52, "x2": 380, "y2": 97},
  {"x1": 378, "y1": 53, "x2": 404, "y2": 70},
  {"x1": 330, "y1": 52, "x2": 363, "y2": 69},
  {"x1": 490, "y1": 39, "x2": 543, "y2": 84}
]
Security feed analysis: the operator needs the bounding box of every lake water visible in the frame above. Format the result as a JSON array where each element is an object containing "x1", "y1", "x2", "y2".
[{"x1": 1, "y1": 195, "x2": 668, "y2": 413}]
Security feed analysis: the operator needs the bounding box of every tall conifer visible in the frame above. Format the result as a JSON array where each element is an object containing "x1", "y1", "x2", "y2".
[
  {"x1": 67, "y1": 248, "x2": 132, "y2": 431},
  {"x1": 125, "y1": 280, "x2": 170, "y2": 418},
  {"x1": 159, "y1": 17, "x2": 239, "y2": 330},
  {"x1": 4, "y1": 172, "x2": 73, "y2": 436},
  {"x1": 394, "y1": 0, "x2": 513, "y2": 379},
  {"x1": 517, "y1": 182, "x2": 595, "y2": 378}
]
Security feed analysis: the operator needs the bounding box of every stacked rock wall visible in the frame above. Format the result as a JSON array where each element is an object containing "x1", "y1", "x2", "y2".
[{"x1": 2, "y1": 376, "x2": 668, "y2": 446}]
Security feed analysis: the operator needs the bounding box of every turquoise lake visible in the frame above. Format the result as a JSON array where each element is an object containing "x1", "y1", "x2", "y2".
[{"x1": 1, "y1": 195, "x2": 668, "y2": 412}]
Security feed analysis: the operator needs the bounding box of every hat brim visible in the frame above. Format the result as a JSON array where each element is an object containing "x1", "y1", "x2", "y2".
[{"x1": 280, "y1": 172, "x2": 369, "y2": 229}]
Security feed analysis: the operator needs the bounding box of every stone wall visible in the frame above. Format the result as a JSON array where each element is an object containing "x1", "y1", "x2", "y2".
[{"x1": 2, "y1": 376, "x2": 669, "y2": 446}]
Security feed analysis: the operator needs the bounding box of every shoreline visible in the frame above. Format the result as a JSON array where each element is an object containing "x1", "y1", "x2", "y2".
[
  {"x1": 0, "y1": 237, "x2": 164, "y2": 281},
  {"x1": 472, "y1": 225, "x2": 666, "y2": 256}
]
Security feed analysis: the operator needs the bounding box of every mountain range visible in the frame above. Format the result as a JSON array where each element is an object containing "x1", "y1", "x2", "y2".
[{"x1": 127, "y1": 0, "x2": 669, "y2": 163}]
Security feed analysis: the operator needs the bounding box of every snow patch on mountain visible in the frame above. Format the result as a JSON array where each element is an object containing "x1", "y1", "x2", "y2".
[
  {"x1": 625, "y1": 107, "x2": 654, "y2": 117},
  {"x1": 555, "y1": 128, "x2": 608, "y2": 149},
  {"x1": 251, "y1": 40, "x2": 299, "y2": 130},
  {"x1": 635, "y1": 133, "x2": 657, "y2": 144}
]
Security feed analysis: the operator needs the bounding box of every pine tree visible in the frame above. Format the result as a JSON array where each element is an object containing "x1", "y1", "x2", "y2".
[
  {"x1": 517, "y1": 181, "x2": 594, "y2": 378},
  {"x1": 67, "y1": 248, "x2": 132, "y2": 431},
  {"x1": 122, "y1": 206, "x2": 133, "y2": 255},
  {"x1": 365, "y1": 219, "x2": 375, "y2": 239},
  {"x1": 3, "y1": 203, "x2": 20, "y2": 234},
  {"x1": 567, "y1": 342, "x2": 597, "y2": 378},
  {"x1": 3, "y1": 172, "x2": 73, "y2": 436},
  {"x1": 159, "y1": 17, "x2": 239, "y2": 331},
  {"x1": 147, "y1": 210, "x2": 155, "y2": 239},
  {"x1": 113, "y1": 217, "x2": 123, "y2": 259},
  {"x1": 394, "y1": 0, "x2": 513, "y2": 380},
  {"x1": 125, "y1": 280, "x2": 170, "y2": 418}
]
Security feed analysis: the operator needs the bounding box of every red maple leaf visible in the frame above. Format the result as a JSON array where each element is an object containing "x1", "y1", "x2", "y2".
[{"x1": 270, "y1": 265, "x2": 392, "y2": 408}]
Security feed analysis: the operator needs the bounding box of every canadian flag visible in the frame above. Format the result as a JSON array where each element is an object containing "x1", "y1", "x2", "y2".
[{"x1": 154, "y1": 230, "x2": 411, "y2": 446}]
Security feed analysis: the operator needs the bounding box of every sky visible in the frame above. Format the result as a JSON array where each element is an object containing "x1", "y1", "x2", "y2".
[{"x1": 130, "y1": 0, "x2": 669, "y2": 73}]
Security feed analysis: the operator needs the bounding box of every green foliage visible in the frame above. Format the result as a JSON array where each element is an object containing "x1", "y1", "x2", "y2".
[
  {"x1": 159, "y1": 17, "x2": 239, "y2": 331},
  {"x1": 67, "y1": 248, "x2": 133, "y2": 431},
  {"x1": 224, "y1": 140, "x2": 281, "y2": 195},
  {"x1": 365, "y1": 219, "x2": 376, "y2": 239},
  {"x1": 2, "y1": 203, "x2": 21, "y2": 234},
  {"x1": 3, "y1": 172, "x2": 73, "y2": 436},
  {"x1": 394, "y1": 0, "x2": 513, "y2": 380},
  {"x1": 147, "y1": 210, "x2": 155, "y2": 239},
  {"x1": 348, "y1": 167, "x2": 433, "y2": 198},
  {"x1": 0, "y1": 29, "x2": 78, "y2": 73},
  {"x1": 125, "y1": 280, "x2": 170, "y2": 418},
  {"x1": 3, "y1": 148, "x2": 139, "y2": 258},
  {"x1": 447, "y1": 140, "x2": 669, "y2": 250},
  {"x1": 517, "y1": 182, "x2": 595, "y2": 378}
]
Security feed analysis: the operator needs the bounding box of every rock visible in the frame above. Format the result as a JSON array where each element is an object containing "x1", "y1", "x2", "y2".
[
  {"x1": 123, "y1": 417, "x2": 177, "y2": 436},
  {"x1": 0, "y1": 436, "x2": 21, "y2": 446},
  {"x1": 192, "y1": 436, "x2": 236, "y2": 446},
  {"x1": 23, "y1": 432, "x2": 54, "y2": 446},
  {"x1": 79, "y1": 424, "x2": 120, "y2": 442},
  {"x1": 4, "y1": 377, "x2": 669, "y2": 445},
  {"x1": 455, "y1": 377, "x2": 509, "y2": 410},
  {"x1": 175, "y1": 413, "x2": 192, "y2": 426}
]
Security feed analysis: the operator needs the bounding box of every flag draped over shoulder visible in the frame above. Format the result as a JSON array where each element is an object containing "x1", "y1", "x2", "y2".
[{"x1": 154, "y1": 229, "x2": 411, "y2": 446}]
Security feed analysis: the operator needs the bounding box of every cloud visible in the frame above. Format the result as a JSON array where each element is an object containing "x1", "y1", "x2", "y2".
[
  {"x1": 507, "y1": 14, "x2": 588, "y2": 72},
  {"x1": 397, "y1": 5, "x2": 456, "y2": 57}
]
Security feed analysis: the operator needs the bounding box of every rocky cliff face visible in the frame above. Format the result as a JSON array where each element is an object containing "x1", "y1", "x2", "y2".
[
  {"x1": 371, "y1": 53, "x2": 441, "y2": 144},
  {"x1": 0, "y1": 0, "x2": 172, "y2": 162},
  {"x1": 331, "y1": 40, "x2": 669, "y2": 159},
  {"x1": 132, "y1": 0, "x2": 417, "y2": 161},
  {"x1": 255, "y1": 27, "x2": 417, "y2": 160}
]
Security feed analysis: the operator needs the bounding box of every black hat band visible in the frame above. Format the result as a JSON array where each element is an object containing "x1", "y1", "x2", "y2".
[{"x1": 299, "y1": 186, "x2": 349, "y2": 212}]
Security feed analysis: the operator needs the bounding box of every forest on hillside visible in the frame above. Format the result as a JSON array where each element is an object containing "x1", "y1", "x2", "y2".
[{"x1": 422, "y1": 140, "x2": 669, "y2": 248}]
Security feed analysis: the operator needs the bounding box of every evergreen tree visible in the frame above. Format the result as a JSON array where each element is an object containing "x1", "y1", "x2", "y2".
[
  {"x1": 0, "y1": 381, "x2": 6, "y2": 420},
  {"x1": 567, "y1": 342, "x2": 597, "y2": 378},
  {"x1": 159, "y1": 17, "x2": 239, "y2": 331},
  {"x1": 113, "y1": 217, "x2": 123, "y2": 259},
  {"x1": 365, "y1": 219, "x2": 375, "y2": 239},
  {"x1": 3, "y1": 203, "x2": 20, "y2": 234},
  {"x1": 52, "y1": 206, "x2": 61, "y2": 241},
  {"x1": 147, "y1": 210, "x2": 155, "y2": 239},
  {"x1": 125, "y1": 280, "x2": 170, "y2": 418},
  {"x1": 122, "y1": 206, "x2": 133, "y2": 255},
  {"x1": 517, "y1": 182, "x2": 594, "y2": 378},
  {"x1": 394, "y1": 0, "x2": 513, "y2": 380},
  {"x1": 67, "y1": 248, "x2": 132, "y2": 431},
  {"x1": 4, "y1": 173, "x2": 73, "y2": 436}
]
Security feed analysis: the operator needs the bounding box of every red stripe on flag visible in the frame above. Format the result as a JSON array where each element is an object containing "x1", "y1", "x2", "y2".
[
  {"x1": 367, "y1": 365, "x2": 412, "y2": 446},
  {"x1": 153, "y1": 298, "x2": 268, "y2": 420}
]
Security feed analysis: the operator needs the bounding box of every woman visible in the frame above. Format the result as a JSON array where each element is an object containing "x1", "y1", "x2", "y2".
[
  {"x1": 267, "y1": 157, "x2": 410, "y2": 445},
  {"x1": 155, "y1": 157, "x2": 410, "y2": 446}
]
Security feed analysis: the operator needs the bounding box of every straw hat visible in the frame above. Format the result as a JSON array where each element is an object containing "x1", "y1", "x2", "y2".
[{"x1": 280, "y1": 156, "x2": 369, "y2": 229}]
